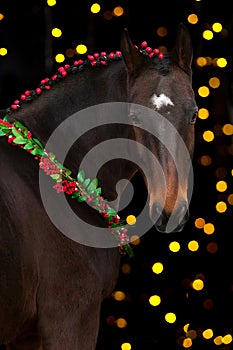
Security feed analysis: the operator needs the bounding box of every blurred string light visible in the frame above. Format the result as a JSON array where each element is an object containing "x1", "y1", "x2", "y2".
[
  {"x1": 217, "y1": 57, "x2": 227, "y2": 67},
  {"x1": 203, "y1": 30, "x2": 214, "y2": 40},
  {"x1": 113, "y1": 6, "x2": 124, "y2": 17},
  {"x1": 216, "y1": 180, "x2": 227, "y2": 192},
  {"x1": 216, "y1": 201, "x2": 227, "y2": 213},
  {"x1": 121, "y1": 343, "x2": 131, "y2": 350},
  {"x1": 198, "y1": 107, "x2": 209, "y2": 119},
  {"x1": 169, "y1": 241, "x2": 180, "y2": 252},
  {"x1": 51, "y1": 27, "x2": 62, "y2": 38},
  {"x1": 55, "y1": 53, "x2": 65, "y2": 63},
  {"x1": 203, "y1": 222, "x2": 215, "y2": 235},
  {"x1": 188, "y1": 240, "x2": 199, "y2": 252},
  {"x1": 203, "y1": 130, "x2": 214, "y2": 142},
  {"x1": 149, "y1": 294, "x2": 161, "y2": 306},
  {"x1": 116, "y1": 318, "x2": 127, "y2": 328},
  {"x1": 209, "y1": 77, "x2": 220, "y2": 88},
  {"x1": 90, "y1": 3, "x2": 101, "y2": 14},
  {"x1": 47, "y1": 0, "x2": 56, "y2": 6},
  {"x1": 212, "y1": 22, "x2": 222, "y2": 33},
  {"x1": 195, "y1": 217, "x2": 205, "y2": 229},
  {"x1": 199, "y1": 155, "x2": 212, "y2": 166},
  {"x1": 222, "y1": 123, "x2": 233, "y2": 135},
  {"x1": 0, "y1": 13, "x2": 4, "y2": 20},
  {"x1": 165, "y1": 312, "x2": 176, "y2": 323},
  {"x1": 0, "y1": 48, "x2": 7, "y2": 56},
  {"x1": 112, "y1": 290, "x2": 126, "y2": 301},
  {"x1": 203, "y1": 328, "x2": 214, "y2": 339},
  {"x1": 76, "y1": 44, "x2": 87, "y2": 54},
  {"x1": 198, "y1": 86, "x2": 210, "y2": 97},
  {"x1": 152, "y1": 261, "x2": 163, "y2": 274},
  {"x1": 187, "y1": 13, "x2": 198, "y2": 24},
  {"x1": 192, "y1": 278, "x2": 204, "y2": 291},
  {"x1": 156, "y1": 26, "x2": 168, "y2": 37}
]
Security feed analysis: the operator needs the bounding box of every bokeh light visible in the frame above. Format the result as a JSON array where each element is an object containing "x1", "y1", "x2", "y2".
[
  {"x1": 55, "y1": 53, "x2": 65, "y2": 63},
  {"x1": 152, "y1": 262, "x2": 164, "y2": 274},
  {"x1": 91, "y1": 3, "x2": 101, "y2": 14},
  {"x1": 149, "y1": 295, "x2": 161, "y2": 306},
  {"x1": 76, "y1": 44, "x2": 87, "y2": 54},
  {"x1": 51, "y1": 28, "x2": 62, "y2": 38},
  {"x1": 165, "y1": 312, "x2": 176, "y2": 323}
]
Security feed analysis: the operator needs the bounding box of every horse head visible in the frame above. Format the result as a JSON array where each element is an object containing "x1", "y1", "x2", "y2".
[{"x1": 121, "y1": 24, "x2": 198, "y2": 233}]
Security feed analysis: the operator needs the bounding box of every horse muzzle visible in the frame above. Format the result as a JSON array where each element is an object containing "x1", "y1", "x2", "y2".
[{"x1": 150, "y1": 200, "x2": 190, "y2": 233}]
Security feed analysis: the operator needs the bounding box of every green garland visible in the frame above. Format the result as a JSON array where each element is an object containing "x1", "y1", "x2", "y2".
[{"x1": 0, "y1": 115, "x2": 134, "y2": 257}]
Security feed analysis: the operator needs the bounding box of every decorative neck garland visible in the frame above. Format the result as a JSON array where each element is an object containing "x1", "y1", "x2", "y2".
[{"x1": 1, "y1": 41, "x2": 164, "y2": 258}]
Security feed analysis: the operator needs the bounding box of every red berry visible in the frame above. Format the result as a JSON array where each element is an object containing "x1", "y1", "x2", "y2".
[
  {"x1": 141, "y1": 41, "x2": 147, "y2": 47},
  {"x1": 88, "y1": 55, "x2": 94, "y2": 61},
  {"x1": 109, "y1": 53, "x2": 115, "y2": 59},
  {"x1": 154, "y1": 48, "x2": 159, "y2": 54},
  {"x1": 36, "y1": 88, "x2": 42, "y2": 94},
  {"x1": 21, "y1": 94, "x2": 26, "y2": 100},
  {"x1": 25, "y1": 90, "x2": 31, "y2": 96}
]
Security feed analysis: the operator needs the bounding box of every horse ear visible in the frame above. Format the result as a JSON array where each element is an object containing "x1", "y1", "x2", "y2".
[
  {"x1": 120, "y1": 28, "x2": 144, "y2": 75},
  {"x1": 172, "y1": 23, "x2": 193, "y2": 75}
]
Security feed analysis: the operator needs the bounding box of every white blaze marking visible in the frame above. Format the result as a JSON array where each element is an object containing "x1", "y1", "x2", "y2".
[{"x1": 151, "y1": 93, "x2": 174, "y2": 110}]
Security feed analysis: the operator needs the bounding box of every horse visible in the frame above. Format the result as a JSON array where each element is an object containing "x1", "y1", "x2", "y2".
[{"x1": 0, "y1": 23, "x2": 197, "y2": 349}]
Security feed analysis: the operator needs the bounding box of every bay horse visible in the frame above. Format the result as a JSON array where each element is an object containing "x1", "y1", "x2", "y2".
[{"x1": 0, "y1": 24, "x2": 197, "y2": 349}]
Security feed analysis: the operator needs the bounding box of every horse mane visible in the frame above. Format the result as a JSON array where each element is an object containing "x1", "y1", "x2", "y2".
[{"x1": 6, "y1": 44, "x2": 172, "y2": 115}]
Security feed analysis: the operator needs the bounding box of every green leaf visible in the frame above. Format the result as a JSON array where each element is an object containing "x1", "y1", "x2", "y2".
[
  {"x1": 14, "y1": 120, "x2": 27, "y2": 131},
  {"x1": 0, "y1": 129, "x2": 8, "y2": 136},
  {"x1": 49, "y1": 153, "x2": 56, "y2": 161},
  {"x1": 12, "y1": 128, "x2": 22, "y2": 138},
  {"x1": 24, "y1": 142, "x2": 34, "y2": 150},
  {"x1": 3, "y1": 114, "x2": 9, "y2": 122},
  {"x1": 33, "y1": 137, "x2": 44, "y2": 149},
  {"x1": 77, "y1": 195, "x2": 87, "y2": 202},
  {"x1": 82, "y1": 178, "x2": 90, "y2": 188},
  {"x1": 106, "y1": 208, "x2": 117, "y2": 217},
  {"x1": 94, "y1": 187, "x2": 102, "y2": 197},
  {"x1": 31, "y1": 148, "x2": 45, "y2": 156},
  {"x1": 50, "y1": 173, "x2": 61, "y2": 180},
  {"x1": 87, "y1": 178, "x2": 98, "y2": 194},
  {"x1": 71, "y1": 190, "x2": 81, "y2": 198},
  {"x1": 77, "y1": 170, "x2": 85, "y2": 183},
  {"x1": 13, "y1": 136, "x2": 28, "y2": 144}
]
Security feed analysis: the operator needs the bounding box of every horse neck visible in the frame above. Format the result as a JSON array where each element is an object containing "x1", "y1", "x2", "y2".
[{"x1": 9, "y1": 60, "x2": 138, "y2": 207}]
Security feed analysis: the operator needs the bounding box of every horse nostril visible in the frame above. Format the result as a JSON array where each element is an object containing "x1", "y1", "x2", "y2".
[{"x1": 151, "y1": 201, "x2": 189, "y2": 233}]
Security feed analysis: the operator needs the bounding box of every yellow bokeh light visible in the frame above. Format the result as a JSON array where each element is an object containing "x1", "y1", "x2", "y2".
[
  {"x1": 121, "y1": 343, "x2": 131, "y2": 350},
  {"x1": 186, "y1": 330, "x2": 197, "y2": 340},
  {"x1": 0, "y1": 48, "x2": 7, "y2": 56},
  {"x1": 91, "y1": 3, "x2": 101, "y2": 14},
  {"x1": 183, "y1": 324, "x2": 190, "y2": 333},
  {"x1": 0, "y1": 13, "x2": 4, "y2": 21},
  {"x1": 209, "y1": 77, "x2": 220, "y2": 88},
  {"x1": 203, "y1": 223, "x2": 215, "y2": 235},
  {"x1": 149, "y1": 295, "x2": 161, "y2": 306},
  {"x1": 76, "y1": 44, "x2": 87, "y2": 54},
  {"x1": 217, "y1": 57, "x2": 227, "y2": 68},
  {"x1": 169, "y1": 241, "x2": 180, "y2": 252},
  {"x1": 121, "y1": 263, "x2": 131, "y2": 274},
  {"x1": 165, "y1": 312, "x2": 176, "y2": 323},
  {"x1": 187, "y1": 13, "x2": 198, "y2": 24},
  {"x1": 203, "y1": 130, "x2": 214, "y2": 142},
  {"x1": 183, "y1": 338, "x2": 192, "y2": 348},
  {"x1": 188, "y1": 240, "x2": 199, "y2": 252},
  {"x1": 202, "y1": 328, "x2": 214, "y2": 339},
  {"x1": 152, "y1": 262, "x2": 163, "y2": 274},
  {"x1": 212, "y1": 22, "x2": 222, "y2": 33},
  {"x1": 222, "y1": 123, "x2": 233, "y2": 135},
  {"x1": 198, "y1": 86, "x2": 210, "y2": 97},
  {"x1": 203, "y1": 30, "x2": 214, "y2": 40},
  {"x1": 113, "y1": 290, "x2": 126, "y2": 301},
  {"x1": 55, "y1": 53, "x2": 65, "y2": 63},
  {"x1": 214, "y1": 336, "x2": 223, "y2": 345},
  {"x1": 126, "y1": 215, "x2": 136, "y2": 225},
  {"x1": 51, "y1": 28, "x2": 62, "y2": 38},
  {"x1": 113, "y1": 6, "x2": 124, "y2": 16},
  {"x1": 223, "y1": 334, "x2": 233, "y2": 344},
  {"x1": 192, "y1": 279, "x2": 204, "y2": 291},
  {"x1": 227, "y1": 194, "x2": 233, "y2": 205},
  {"x1": 116, "y1": 318, "x2": 127, "y2": 328},
  {"x1": 216, "y1": 201, "x2": 227, "y2": 213},
  {"x1": 216, "y1": 180, "x2": 227, "y2": 192},
  {"x1": 195, "y1": 217, "x2": 205, "y2": 228},
  {"x1": 198, "y1": 108, "x2": 209, "y2": 119},
  {"x1": 47, "y1": 0, "x2": 56, "y2": 6},
  {"x1": 196, "y1": 56, "x2": 208, "y2": 67}
]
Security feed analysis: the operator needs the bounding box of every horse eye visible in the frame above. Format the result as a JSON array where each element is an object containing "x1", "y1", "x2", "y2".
[{"x1": 190, "y1": 110, "x2": 198, "y2": 125}]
